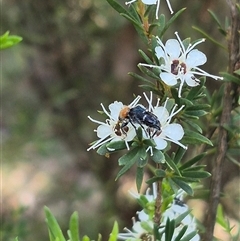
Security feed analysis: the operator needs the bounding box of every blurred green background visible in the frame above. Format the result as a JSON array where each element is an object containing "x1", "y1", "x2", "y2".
[{"x1": 2, "y1": 0, "x2": 239, "y2": 241}]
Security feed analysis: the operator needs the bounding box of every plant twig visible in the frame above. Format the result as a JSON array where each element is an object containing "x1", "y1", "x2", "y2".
[{"x1": 203, "y1": 0, "x2": 240, "y2": 240}]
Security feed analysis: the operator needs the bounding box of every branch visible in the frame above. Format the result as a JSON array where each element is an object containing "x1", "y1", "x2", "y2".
[{"x1": 203, "y1": 0, "x2": 240, "y2": 240}]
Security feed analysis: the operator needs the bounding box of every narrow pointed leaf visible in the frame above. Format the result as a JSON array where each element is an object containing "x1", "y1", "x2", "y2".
[
  {"x1": 108, "y1": 221, "x2": 119, "y2": 241},
  {"x1": 182, "y1": 130, "x2": 213, "y2": 146},
  {"x1": 182, "y1": 170, "x2": 211, "y2": 179},
  {"x1": 106, "y1": 0, "x2": 128, "y2": 15},
  {"x1": 69, "y1": 212, "x2": 79, "y2": 241},
  {"x1": 192, "y1": 26, "x2": 226, "y2": 50},
  {"x1": 171, "y1": 178, "x2": 193, "y2": 195},
  {"x1": 44, "y1": 206, "x2": 66, "y2": 241},
  {"x1": 179, "y1": 153, "x2": 206, "y2": 170},
  {"x1": 221, "y1": 72, "x2": 240, "y2": 84}
]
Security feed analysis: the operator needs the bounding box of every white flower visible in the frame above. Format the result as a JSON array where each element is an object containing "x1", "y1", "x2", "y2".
[
  {"x1": 87, "y1": 96, "x2": 141, "y2": 151},
  {"x1": 118, "y1": 218, "x2": 154, "y2": 241},
  {"x1": 160, "y1": 190, "x2": 200, "y2": 241},
  {"x1": 140, "y1": 32, "x2": 223, "y2": 97},
  {"x1": 143, "y1": 92, "x2": 187, "y2": 150},
  {"x1": 125, "y1": 0, "x2": 173, "y2": 19}
]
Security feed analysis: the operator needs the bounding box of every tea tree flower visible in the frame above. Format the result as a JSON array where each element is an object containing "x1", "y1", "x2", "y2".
[
  {"x1": 140, "y1": 32, "x2": 223, "y2": 97},
  {"x1": 87, "y1": 96, "x2": 141, "y2": 151},
  {"x1": 118, "y1": 218, "x2": 154, "y2": 241},
  {"x1": 160, "y1": 192, "x2": 200, "y2": 241},
  {"x1": 143, "y1": 92, "x2": 187, "y2": 150},
  {"x1": 125, "y1": 0, "x2": 174, "y2": 19},
  {"x1": 118, "y1": 184, "x2": 156, "y2": 240}
]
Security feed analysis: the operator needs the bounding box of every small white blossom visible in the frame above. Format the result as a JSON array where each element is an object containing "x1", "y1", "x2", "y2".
[
  {"x1": 118, "y1": 184, "x2": 157, "y2": 240},
  {"x1": 125, "y1": 0, "x2": 174, "y2": 19},
  {"x1": 143, "y1": 92, "x2": 187, "y2": 150},
  {"x1": 140, "y1": 32, "x2": 223, "y2": 97},
  {"x1": 118, "y1": 218, "x2": 154, "y2": 241},
  {"x1": 87, "y1": 96, "x2": 141, "y2": 151},
  {"x1": 160, "y1": 190, "x2": 200, "y2": 241}
]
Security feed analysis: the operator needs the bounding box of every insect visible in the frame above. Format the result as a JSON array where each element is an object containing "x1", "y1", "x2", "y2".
[{"x1": 118, "y1": 105, "x2": 161, "y2": 138}]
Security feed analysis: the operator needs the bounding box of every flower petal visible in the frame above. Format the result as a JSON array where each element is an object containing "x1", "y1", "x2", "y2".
[
  {"x1": 109, "y1": 101, "x2": 124, "y2": 121},
  {"x1": 186, "y1": 49, "x2": 207, "y2": 67},
  {"x1": 96, "y1": 124, "x2": 112, "y2": 138},
  {"x1": 153, "y1": 106, "x2": 169, "y2": 124},
  {"x1": 142, "y1": 0, "x2": 157, "y2": 4},
  {"x1": 185, "y1": 73, "x2": 200, "y2": 87},
  {"x1": 153, "y1": 137, "x2": 168, "y2": 150},
  {"x1": 163, "y1": 123, "x2": 184, "y2": 140},
  {"x1": 155, "y1": 46, "x2": 166, "y2": 60},
  {"x1": 160, "y1": 72, "x2": 178, "y2": 86},
  {"x1": 165, "y1": 39, "x2": 181, "y2": 58}
]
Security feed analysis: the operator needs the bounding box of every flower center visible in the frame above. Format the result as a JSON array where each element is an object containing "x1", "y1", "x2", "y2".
[
  {"x1": 114, "y1": 122, "x2": 129, "y2": 136},
  {"x1": 171, "y1": 60, "x2": 186, "y2": 75},
  {"x1": 140, "y1": 233, "x2": 153, "y2": 241}
]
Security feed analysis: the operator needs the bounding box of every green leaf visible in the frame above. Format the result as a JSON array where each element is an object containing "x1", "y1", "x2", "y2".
[
  {"x1": 107, "y1": 140, "x2": 128, "y2": 151},
  {"x1": 179, "y1": 231, "x2": 198, "y2": 241},
  {"x1": 182, "y1": 130, "x2": 213, "y2": 146},
  {"x1": 186, "y1": 103, "x2": 210, "y2": 111},
  {"x1": 182, "y1": 165, "x2": 207, "y2": 172},
  {"x1": 44, "y1": 206, "x2": 66, "y2": 241},
  {"x1": 180, "y1": 153, "x2": 206, "y2": 170},
  {"x1": 138, "y1": 64, "x2": 160, "y2": 79},
  {"x1": 220, "y1": 72, "x2": 240, "y2": 84},
  {"x1": 69, "y1": 212, "x2": 79, "y2": 241},
  {"x1": 160, "y1": 8, "x2": 186, "y2": 37},
  {"x1": 174, "y1": 225, "x2": 187, "y2": 241},
  {"x1": 207, "y1": 10, "x2": 223, "y2": 30},
  {"x1": 155, "y1": 169, "x2": 166, "y2": 178},
  {"x1": 165, "y1": 155, "x2": 181, "y2": 176},
  {"x1": 182, "y1": 170, "x2": 211, "y2": 179},
  {"x1": 106, "y1": 0, "x2": 128, "y2": 15},
  {"x1": 128, "y1": 72, "x2": 155, "y2": 85},
  {"x1": 97, "y1": 143, "x2": 109, "y2": 156},
  {"x1": 186, "y1": 78, "x2": 206, "y2": 100},
  {"x1": 165, "y1": 218, "x2": 175, "y2": 241},
  {"x1": 146, "y1": 176, "x2": 161, "y2": 185},
  {"x1": 216, "y1": 204, "x2": 229, "y2": 230},
  {"x1": 171, "y1": 178, "x2": 193, "y2": 195},
  {"x1": 97, "y1": 233, "x2": 102, "y2": 241},
  {"x1": 234, "y1": 68, "x2": 240, "y2": 76},
  {"x1": 173, "y1": 147, "x2": 187, "y2": 165},
  {"x1": 128, "y1": 3, "x2": 142, "y2": 22},
  {"x1": 152, "y1": 149, "x2": 165, "y2": 163},
  {"x1": 118, "y1": 147, "x2": 139, "y2": 166},
  {"x1": 116, "y1": 147, "x2": 140, "y2": 179},
  {"x1": 183, "y1": 118, "x2": 202, "y2": 133},
  {"x1": 192, "y1": 26, "x2": 226, "y2": 50},
  {"x1": 136, "y1": 167, "x2": 144, "y2": 192},
  {"x1": 82, "y1": 236, "x2": 90, "y2": 241},
  {"x1": 138, "y1": 49, "x2": 153, "y2": 65},
  {"x1": 137, "y1": 146, "x2": 148, "y2": 167},
  {"x1": 175, "y1": 209, "x2": 192, "y2": 225},
  {"x1": 108, "y1": 221, "x2": 119, "y2": 241},
  {"x1": 0, "y1": 31, "x2": 22, "y2": 50},
  {"x1": 184, "y1": 109, "x2": 208, "y2": 117}
]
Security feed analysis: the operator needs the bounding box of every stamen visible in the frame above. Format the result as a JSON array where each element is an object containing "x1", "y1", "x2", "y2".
[
  {"x1": 87, "y1": 136, "x2": 114, "y2": 151},
  {"x1": 100, "y1": 103, "x2": 111, "y2": 119},
  {"x1": 166, "y1": 0, "x2": 174, "y2": 14},
  {"x1": 125, "y1": 0, "x2": 136, "y2": 5},
  {"x1": 88, "y1": 116, "x2": 106, "y2": 125},
  {"x1": 129, "y1": 95, "x2": 141, "y2": 107},
  {"x1": 156, "y1": 0, "x2": 160, "y2": 19},
  {"x1": 139, "y1": 63, "x2": 161, "y2": 69},
  {"x1": 163, "y1": 136, "x2": 187, "y2": 149}
]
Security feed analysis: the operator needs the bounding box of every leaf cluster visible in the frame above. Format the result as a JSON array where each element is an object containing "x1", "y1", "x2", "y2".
[{"x1": 44, "y1": 207, "x2": 119, "y2": 241}]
